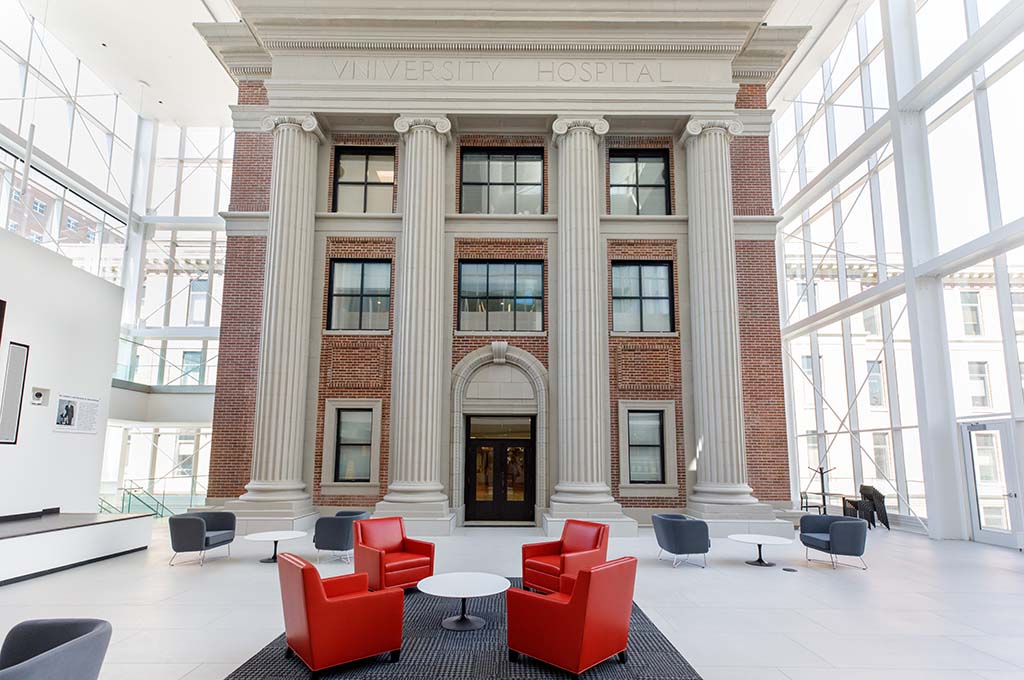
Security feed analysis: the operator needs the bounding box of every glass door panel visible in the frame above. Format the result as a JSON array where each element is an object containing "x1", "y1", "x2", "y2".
[
  {"x1": 961, "y1": 420, "x2": 1023, "y2": 548},
  {"x1": 505, "y1": 446, "x2": 526, "y2": 502},
  {"x1": 475, "y1": 445, "x2": 494, "y2": 502}
]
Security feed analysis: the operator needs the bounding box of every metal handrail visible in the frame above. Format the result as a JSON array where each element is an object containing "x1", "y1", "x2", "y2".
[
  {"x1": 98, "y1": 497, "x2": 119, "y2": 513},
  {"x1": 121, "y1": 480, "x2": 176, "y2": 517}
]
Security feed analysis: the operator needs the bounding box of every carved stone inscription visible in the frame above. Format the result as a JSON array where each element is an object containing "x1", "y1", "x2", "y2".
[{"x1": 331, "y1": 58, "x2": 675, "y2": 83}]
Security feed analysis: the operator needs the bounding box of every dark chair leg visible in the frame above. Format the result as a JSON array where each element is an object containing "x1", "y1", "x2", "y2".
[
  {"x1": 284, "y1": 647, "x2": 293, "y2": 658},
  {"x1": 617, "y1": 651, "x2": 628, "y2": 663},
  {"x1": 508, "y1": 649, "x2": 520, "y2": 662},
  {"x1": 390, "y1": 650, "x2": 401, "y2": 662}
]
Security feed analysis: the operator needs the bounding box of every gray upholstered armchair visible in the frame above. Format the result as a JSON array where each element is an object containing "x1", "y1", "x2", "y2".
[
  {"x1": 0, "y1": 618, "x2": 111, "y2": 680},
  {"x1": 652, "y1": 514, "x2": 711, "y2": 568},
  {"x1": 799, "y1": 514, "x2": 868, "y2": 570},
  {"x1": 168, "y1": 511, "x2": 236, "y2": 566},
  {"x1": 313, "y1": 510, "x2": 370, "y2": 563}
]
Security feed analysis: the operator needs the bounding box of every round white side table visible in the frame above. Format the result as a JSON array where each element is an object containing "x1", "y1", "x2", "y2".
[
  {"x1": 244, "y1": 530, "x2": 307, "y2": 563},
  {"x1": 727, "y1": 533, "x2": 793, "y2": 567},
  {"x1": 417, "y1": 572, "x2": 511, "y2": 631}
]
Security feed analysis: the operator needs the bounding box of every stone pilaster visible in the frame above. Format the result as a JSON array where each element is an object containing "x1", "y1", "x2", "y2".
[
  {"x1": 375, "y1": 116, "x2": 453, "y2": 530},
  {"x1": 683, "y1": 118, "x2": 772, "y2": 520},
  {"x1": 546, "y1": 117, "x2": 635, "y2": 535},
  {"x1": 225, "y1": 114, "x2": 323, "y2": 532}
]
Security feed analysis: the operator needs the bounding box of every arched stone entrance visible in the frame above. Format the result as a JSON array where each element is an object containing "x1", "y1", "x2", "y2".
[{"x1": 450, "y1": 342, "x2": 548, "y2": 524}]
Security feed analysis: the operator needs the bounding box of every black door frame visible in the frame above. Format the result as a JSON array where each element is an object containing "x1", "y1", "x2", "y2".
[{"x1": 464, "y1": 416, "x2": 536, "y2": 522}]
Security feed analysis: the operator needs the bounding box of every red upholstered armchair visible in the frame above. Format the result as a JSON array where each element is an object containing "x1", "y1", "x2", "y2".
[
  {"x1": 276, "y1": 553, "x2": 403, "y2": 675},
  {"x1": 354, "y1": 517, "x2": 435, "y2": 590},
  {"x1": 521, "y1": 519, "x2": 609, "y2": 593},
  {"x1": 507, "y1": 556, "x2": 638, "y2": 675}
]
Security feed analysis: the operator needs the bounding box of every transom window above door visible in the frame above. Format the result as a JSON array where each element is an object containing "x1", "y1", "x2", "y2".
[
  {"x1": 609, "y1": 150, "x2": 670, "y2": 215},
  {"x1": 458, "y1": 261, "x2": 544, "y2": 331},
  {"x1": 460, "y1": 148, "x2": 544, "y2": 215},
  {"x1": 328, "y1": 259, "x2": 392, "y2": 330},
  {"x1": 611, "y1": 262, "x2": 673, "y2": 332},
  {"x1": 333, "y1": 147, "x2": 395, "y2": 213}
]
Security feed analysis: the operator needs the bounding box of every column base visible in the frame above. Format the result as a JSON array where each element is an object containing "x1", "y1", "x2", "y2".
[
  {"x1": 681, "y1": 510, "x2": 795, "y2": 539},
  {"x1": 239, "y1": 479, "x2": 311, "y2": 503},
  {"x1": 221, "y1": 498, "x2": 319, "y2": 535},
  {"x1": 373, "y1": 500, "x2": 456, "y2": 536},
  {"x1": 543, "y1": 500, "x2": 638, "y2": 537}
]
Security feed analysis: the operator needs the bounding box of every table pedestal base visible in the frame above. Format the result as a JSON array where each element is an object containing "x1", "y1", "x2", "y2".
[
  {"x1": 260, "y1": 540, "x2": 280, "y2": 564},
  {"x1": 745, "y1": 543, "x2": 774, "y2": 567},
  {"x1": 442, "y1": 598, "x2": 485, "y2": 631}
]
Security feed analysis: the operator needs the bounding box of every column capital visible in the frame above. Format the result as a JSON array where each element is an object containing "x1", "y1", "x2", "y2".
[
  {"x1": 394, "y1": 115, "x2": 451, "y2": 141},
  {"x1": 681, "y1": 118, "x2": 743, "y2": 144},
  {"x1": 552, "y1": 116, "x2": 609, "y2": 140},
  {"x1": 260, "y1": 113, "x2": 326, "y2": 144}
]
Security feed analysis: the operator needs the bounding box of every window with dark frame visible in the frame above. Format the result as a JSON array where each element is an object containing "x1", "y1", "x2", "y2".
[
  {"x1": 333, "y1": 147, "x2": 395, "y2": 213},
  {"x1": 627, "y1": 410, "x2": 665, "y2": 484},
  {"x1": 458, "y1": 261, "x2": 543, "y2": 331},
  {"x1": 335, "y1": 408, "x2": 373, "y2": 483},
  {"x1": 327, "y1": 259, "x2": 392, "y2": 331},
  {"x1": 460, "y1": 148, "x2": 544, "y2": 215},
  {"x1": 611, "y1": 262, "x2": 673, "y2": 332},
  {"x1": 609, "y1": 149, "x2": 670, "y2": 215}
]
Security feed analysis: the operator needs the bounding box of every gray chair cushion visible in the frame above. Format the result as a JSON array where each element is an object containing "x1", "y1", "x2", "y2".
[
  {"x1": 652, "y1": 514, "x2": 711, "y2": 556},
  {"x1": 800, "y1": 532, "x2": 831, "y2": 551},
  {"x1": 204, "y1": 530, "x2": 234, "y2": 548},
  {"x1": 0, "y1": 619, "x2": 111, "y2": 680}
]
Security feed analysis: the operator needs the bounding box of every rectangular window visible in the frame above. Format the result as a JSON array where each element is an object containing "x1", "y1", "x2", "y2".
[
  {"x1": 335, "y1": 408, "x2": 372, "y2": 483},
  {"x1": 31, "y1": 198, "x2": 46, "y2": 215},
  {"x1": 333, "y1": 147, "x2": 395, "y2": 213},
  {"x1": 961, "y1": 291, "x2": 982, "y2": 335},
  {"x1": 862, "y1": 307, "x2": 880, "y2": 335},
  {"x1": 187, "y1": 278, "x2": 209, "y2": 326},
  {"x1": 65, "y1": 216, "x2": 78, "y2": 232},
  {"x1": 611, "y1": 262, "x2": 673, "y2": 332},
  {"x1": 327, "y1": 260, "x2": 392, "y2": 331},
  {"x1": 1012, "y1": 291, "x2": 1024, "y2": 334},
  {"x1": 871, "y1": 431, "x2": 891, "y2": 478},
  {"x1": 609, "y1": 150, "x2": 670, "y2": 215},
  {"x1": 12, "y1": 189, "x2": 20, "y2": 202},
  {"x1": 460, "y1": 148, "x2": 543, "y2": 215},
  {"x1": 805, "y1": 430, "x2": 820, "y2": 464},
  {"x1": 458, "y1": 261, "x2": 543, "y2": 331},
  {"x1": 866, "y1": 360, "x2": 885, "y2": 407},
  {"x1": 969, "y1": 361, "x2": 991, "y2": 408},
  {"x1": 627, "y1": 410, "x2": 664, "y2": 484},
  {"x1": 7, "y1": 221, "x2": 16, "y2": 232},
  {"x1": 182, "y1": 350, "x2": 203, "y2": 385},
  {"x1": 174, "y1": 434, "x2": 195, "y2": 477}
]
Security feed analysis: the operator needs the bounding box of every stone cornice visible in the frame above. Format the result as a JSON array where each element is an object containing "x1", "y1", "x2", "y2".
[
  {"x1": 552, "y1": 117, "x2": 610, "y2": 140},
  {"x1": 732, "y1": 25, "x2": 810, "y2": 85},
  {"x1": 261, "y1": 38, "x2": 745, "y2": 55},
  {"x1": 260, "y1": 114, "x2": 328, "y2": 144},
  {"x1": 735, "y1": 109, "x2": 773, "y2": 136},
  {"x1": 393, "y1": 115, "x2": 452, "y2": 141}
]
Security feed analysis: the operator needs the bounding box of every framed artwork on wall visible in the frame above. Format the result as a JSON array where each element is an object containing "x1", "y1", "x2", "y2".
[
  {"x1": 0, "y1": 342, "x2": 29, "y2": 445},
  {"x1": 0, "y1": 299, "x2": 5, "y2": 347}
]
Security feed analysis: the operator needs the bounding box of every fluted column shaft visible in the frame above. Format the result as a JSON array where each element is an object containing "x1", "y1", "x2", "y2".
[
  {"x1": 383, "y1": 116, "x2": 450, "y2": 506},
  {"x1": 243, "y1": 115, "x2": 321, "y2": 502},
  {"x1": 685, "y1": 119, "x2": 758, "y2": 506},
  {"x1": 550, "y1": 118, "x2": 616, "y2": 505}
]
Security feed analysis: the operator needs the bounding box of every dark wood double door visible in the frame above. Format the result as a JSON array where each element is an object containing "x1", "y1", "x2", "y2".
[{"x1": 465, "y1": 416, "x2": 535, "y2": 522}]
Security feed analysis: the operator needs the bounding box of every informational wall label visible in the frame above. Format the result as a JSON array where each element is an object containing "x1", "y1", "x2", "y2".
[{"x1": 54, "y1": 394, "x2": 100, "y2": 434}]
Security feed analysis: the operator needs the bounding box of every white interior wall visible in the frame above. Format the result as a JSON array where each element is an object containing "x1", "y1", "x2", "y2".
[{"x1": 0, "y1": 229, "x2": 122, "y2": 516}]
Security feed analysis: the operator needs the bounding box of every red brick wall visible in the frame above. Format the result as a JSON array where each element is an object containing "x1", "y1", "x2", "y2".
[
  {"x1": 229, "y1": 81, "x2": 272, "y2": 213},
  {"x1": 731, "y1": 83, "x2": 774, "y2": 217},
  {"x1": 208, "y1": 235, "x2": 265, "y2": 499},
  {"x1": 327, "y1": 133, "x2": 400, "y2": 213},
  {"x1": 314, "y1": 238, "x2": 396, "y2": 506},
  {"x1": 606, "y1": 240, "x2": 686, "y2": 507},
  {"x1": 605, "y1": 136, "x2": 677, "y2": 215},
  {"x1": 736, "y1": 239, "x2": 790, "y2": 501},
  {"x1": 735, "y1": 83, "x2": 768, "y2": 110},
  {"x1": 454, "y1": 135, "x2": 549, "y2": 214},
  {"x1": 451, "y1": 239, "x2": 549, "y2": 369}
]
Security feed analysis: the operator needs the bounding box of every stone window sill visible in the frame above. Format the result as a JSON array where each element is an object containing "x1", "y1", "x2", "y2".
[
  {"x1": 618, "y1": 484, "x2": 680, "y2": 498},
  {"x1": 454, "y1": 331, "x2": 547, "y2": 337},
  {"x1": 321, "y1": 482, "x2": 380, "y2": 496},
  {"x1": 610, "y1": 331, "x2": 679, "y2": 338},
  {"x1": 323, "y1": 329, "x2": 391, "y2": 337}
]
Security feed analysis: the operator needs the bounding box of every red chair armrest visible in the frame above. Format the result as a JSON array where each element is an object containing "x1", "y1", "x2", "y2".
[
  {"x1": 558, "y1": 574, "x2": 577, "y2": 595},
  {"x1": 561, "y1": 548, "x2": 605, "y2": 576},
  {"x1": 322, "y1": 572, "x2": 368, "y2": 599},
  {"x1": 506, "y1": 587, "x2": 578, "y2": 662},
  {"x1": 522, "y1": 540, "x2": 562, "y2": 559},
  {"x1": 404, "y1": 537, "x2": 435, "y2": 559}
]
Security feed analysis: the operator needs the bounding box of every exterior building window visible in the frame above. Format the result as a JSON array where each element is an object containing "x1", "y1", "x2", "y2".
[
  {"x1": 7, "y1": 221, "x2": 16, "y2": 232},
  {"x1": 182, "y1": 351, "x2": 203, "y2": 385},
  {"x1": 609, "y1": 150, "x2": 670, "y2": 215},
  {"x1": 871, "y1": 431, "x2": 891, "y2": 478},
  {"x1": 1012, "y1": 291, "x2": 1024, "y2": 334},
  {"x1": 626, "y1": 410, "x2": 664, "y2": 484},
  {"x1": 29, "y1": 232, "x2": 43, "y2": 244},
  {"x1": 982, "y1": 504, "x2": 1008, "y2": 530},
  {"x1": 460, "y1": 148, "x2": 543, "y2": 215},
  {"x1": 31, "y1": 199, "x2": 46, "y2": 215},
  {"x1": 805, "y1": 430, "x2": 820, "y2": 465},
  {"x1": 335, "y1": 408, "x2": 372, "y2": 483},
  {"x1": 65, "y1": 216, "x2": 78, "y2": 232},
  {"x1": 611, "y1": 262, "x2": 673, "y2": 332},
  {"x1": 12, "y1": 189, "x2": 20, "y2": 202},
  {"x1": 968, "y1": 361, "x2": 991, "y2": 408},
  {"x1": 327, "y1": 260, "x2": 392, "y2": 331},
  {"x1": 85, "y1": 227, "x2": 96, "y2": 243},
  {"x1": 174, "y1": 434, "x2": 195, "y2": 477},
  {"x1": 187, "y1": 278, "x2": 209, "y2": 326},
  {"x1": 333, "y1": 147, "x2": 395, "y2": 213},
  {"x1": 866, "y1": 360, "x2": 885, "y2": 407},
  {"x1": 961, "y1": 291, "x2": 982, "y2": 336},
  {"x1": 973, "y1": 432, "x2": 1000, "y2": 483},
  {"x1": 801, "y1": 355, "x2": 815, "y2": 406},
  {"x1": 862, "y1": 307, "x2": 880, "y2": 335},
  {"x1": 458, "y1": 261, "x2": 543, "y2": 331}
]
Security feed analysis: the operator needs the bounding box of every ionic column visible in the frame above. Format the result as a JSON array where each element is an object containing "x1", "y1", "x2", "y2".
[
  {"x1": 241, "y1": 114, "x2": 323, "y2": 503},
  {"x1": 378, "y1": 116, "x2": 451, "y2": 517},
  {"x1": 549, "y1": 117, "x2": 619, "y2": 511},
  {"x1": 683, "y1": 118, "x2": 760, "y2": 508}
]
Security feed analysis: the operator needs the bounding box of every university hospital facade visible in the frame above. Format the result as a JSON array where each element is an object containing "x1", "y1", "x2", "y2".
[{"x1": 197, "y1": 2, "x2": 807, "y2": 536}]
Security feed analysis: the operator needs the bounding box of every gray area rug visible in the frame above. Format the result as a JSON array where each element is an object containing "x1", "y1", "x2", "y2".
[{"x1": 226, "y1": 578, "x2": 701, "y2": 679}]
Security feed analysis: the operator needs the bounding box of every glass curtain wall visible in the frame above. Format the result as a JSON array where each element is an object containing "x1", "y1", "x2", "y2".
[{"x1": 773, "y1": 0, "x2": 1024, "y2": 530}]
